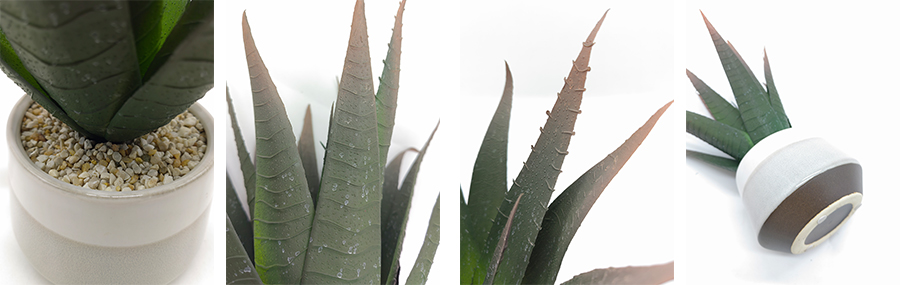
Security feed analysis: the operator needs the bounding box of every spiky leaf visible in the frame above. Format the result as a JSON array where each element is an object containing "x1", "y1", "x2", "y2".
[
  {"x1": 227, "y1": 216, "x2": 263, "y2": 285},
  {"x1": 686, "y1": 110, "x2": 753, "y2": 160},
  {"x1": 461, "y1": 187, "x2": 480, "y2": 284},
  {"x1": 228, "y1": 86, "x2": 257, "y2": 220},
  {"x1": 243, "y1": 12, "x2": 314, "y2": 284},
  {"x1": 763, "y1": 49, "x2": 789, "y2": 127},
  {"x1": 686, "y1": 150, "x2": 738, "y2": 172},
  {"x1": 406, "y1": 195, "x2": 441, "y2": 285},
  {"x1": 301, "y1": 1, "x2": 382, "y2": 283},
  {"x1": 375, "y1": 0, "x2": 405, "y2": 167},
  {"x1": 522, "y1": 101, "x2": 672, "y2": 284},
  {"x1": 701, "y1": 12, "x2": 788, "y2": 143},
  {"x1": 685, "y1": 69, "x2": 744, "y2": 131},
  {"x1": 226, "y1": 173, "x2": 254, "y2": 264},
  {"x1": 560, "y1": 262, "x2": 674, "y2": 285},
  {"x1": 384, "y1": 124, "x2": 439, "y2": 284},
  {"x1": 484, "y1": 193, "x2": 523, "y2": 285},
  {"x1": 485, "y1": 11, "x2": 608, "y2": 284},
  {"x1": 464, "y1": 62, "x2": 513, "y2": 285},
  {"x1": 382, "y1": 148, "x2": 416, "y2": 282}
]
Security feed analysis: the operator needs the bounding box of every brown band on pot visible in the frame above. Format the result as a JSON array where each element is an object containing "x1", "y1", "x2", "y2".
[{"x1": 757, "y1": 163, "x2": 862, "y2": 253}]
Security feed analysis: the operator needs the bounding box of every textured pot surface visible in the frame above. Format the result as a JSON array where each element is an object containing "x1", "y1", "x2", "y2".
[
  {"x1": 8, "y1": 96, "x2": 214, "y2": 283},
  {"x1": 736, "y1": 128, "x2": 862, "y2": 254}
]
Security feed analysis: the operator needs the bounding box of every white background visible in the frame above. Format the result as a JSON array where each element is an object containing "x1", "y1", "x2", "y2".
[
  {"x1": 686, "y1": 0, "x2": 900, "y2": 283},
  {"x1": 223, "y1": 1, "x2": 448, "y2": 284},
  {"x1": 10, "y1": 0, "x2": 900, "y2": 284},
  {"x1": 459, "y1": 0, "x2": 676, "y2": 284}
]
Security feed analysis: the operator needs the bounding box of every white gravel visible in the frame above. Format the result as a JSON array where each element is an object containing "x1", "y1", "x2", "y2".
[{"x1": 21, "y1": 103, "x2": 208, "y2": 191}]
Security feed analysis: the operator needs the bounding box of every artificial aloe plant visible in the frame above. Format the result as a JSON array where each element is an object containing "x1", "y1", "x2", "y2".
[
  {"x1": 460, "y1": 10, "x2": 674, "y2": 285},
  {"x1": 226, "y1": 1, "x2": 440, "y2": 284},
  {"x1": 685, "y1": 12, "x2": 791, "y2": 170},
  {"x1": 0, "y1": 0, "x2": 213, "y2": 143}
]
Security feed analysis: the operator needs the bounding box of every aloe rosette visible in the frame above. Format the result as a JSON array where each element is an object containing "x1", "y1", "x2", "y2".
[
  {"x1": 225, "y1": 1, "x2": 440, "y2": 284},
  {"x1": 686, "y1": 12, "x2": 862, "y2": 254},
  {"x1": 459, "y1": 9, "x2": 674, "y2": 285},
  {"x1": 685, "y1": 12, "x2": 789, "y2": 169},
  {"x1": 0, "y1": 1, "x2": 213, "y2": 143}
]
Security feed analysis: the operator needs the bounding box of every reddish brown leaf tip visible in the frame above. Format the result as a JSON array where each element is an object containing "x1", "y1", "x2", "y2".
[{"x1": 584, "y1": 9, "x2": 610, "y2": 45}]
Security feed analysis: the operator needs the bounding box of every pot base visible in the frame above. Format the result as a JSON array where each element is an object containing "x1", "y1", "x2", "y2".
[
  {"x1": 757, "y1": 163, "x2": 863, "y2": 254},
  {"x1": 11, "y1": 190, "x2": 210, "y2": 284}
]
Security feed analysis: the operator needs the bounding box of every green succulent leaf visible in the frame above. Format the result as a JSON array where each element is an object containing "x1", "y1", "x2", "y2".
[
  {"x1": 0, "y1": 25, "x2": 43, "y2": 96},
  {"x1": 406, "y1": 195, "x2": 441, "y2": 285},
  {"x1": 460, "y1": 187, "x2": 468, "y2": 223},
  {"x1": 0, "y1": 1, "x2": 212, "y2": 142},
  {"x1": 375, "y1": 0, "x2": 406, "y2": 168},
  {"x1": 0, "y1": 1, "x2": 142, "y2": 140},
  {"x1": 243, "y1": 12, "x2": 314, "y2": 284},
  {"x1": 298, "y1": 105, "x2": 320, "y2": 206},
  {"x1": 522, "y1": 100, "x2": 672, "y2": 285},
  {"x1": 484, "y1": 193, "x2": 523, "y2": 285},
  {"x1": 464, "y1": 62, "x2": 513, "y2": 285},
  {"x1": 381, "y1": 147, "x2": 416, "y2": 283},
  {"x1": 560, "y1": 261, "x2": 674, "y2": 285},
  {"x1": 228, "y1": 86, "x2": 257, "y2": 220},
  {"x1": 0, "y1": 26, "x2": 94, "y2": 138},
  {"x1": 301, "y1": 0, "x2": 383, "y2": 283},
  {"x1": 701, "y1": 12, "x2": 788, "y2": 143},
  {"x1": 686, "y1": 111, "x2": 754, "y2": 160},
  {"x1": 384, "y1": 123, "x2": 439, "y2": 285},
  {"x1": 763, "y1": 49, "x2": 790, "y2": 127},
  {"x1": 485, "y1": 10, "x2": 608, "y2": 285},
  {"x1": 106, "y1": 0, "x2": 213, "y2": 142},
  {"x1": 686, "y1": 150, "x2": 738, "y2": 172},
  {"x1": 227, "y1": 173, "x2": 255, "y2": 264},
  {"x1": 461, "y1": 187, "x2": 481, "y2": 285},
  {"x1": 129, "y1": 0, "x2": 187, "y2": 77},
  {"x1": 383, "y1": 148, "x2": 417, "y2": 201},
  {"x1": 227, "y1": 216, "x2": 264, "y2": 285},
  {"x1": 685, "y1": 69, "x2": 745, "y2": 131}
]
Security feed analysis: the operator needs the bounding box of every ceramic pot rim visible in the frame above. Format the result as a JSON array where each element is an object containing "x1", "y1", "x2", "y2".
[
  {"x1": 791, "y1": 192, "x2": 862, "y2": 254},
  {"x1": 6, "y1": 95, "x2": 214, "y2": 200},
  {"x1": 736, "y1": 128, "x2": 813, "y2": 197}
]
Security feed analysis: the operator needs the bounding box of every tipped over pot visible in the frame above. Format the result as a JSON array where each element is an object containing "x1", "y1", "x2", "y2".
[
  {"x1": 735, "y1": 128, "x2": 862, "y2": 254},
  {"x1": 8, "y1": 96, "x2": 214, "y2": 284}
]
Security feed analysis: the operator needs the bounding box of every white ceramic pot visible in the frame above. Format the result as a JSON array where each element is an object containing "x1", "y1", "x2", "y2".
[
  {"x1": 8, "y1": 96, "x2": 214, "y2": 284},
  {"x1": 735, "y1": 128, "x2": 862, "y2": 254}
]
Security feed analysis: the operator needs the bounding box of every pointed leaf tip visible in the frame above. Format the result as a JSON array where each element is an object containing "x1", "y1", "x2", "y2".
[
  {"x1": 463, "y1": 62, "x2": 513, "y2": 284},
  {"x1": 522, "y1": 99, "x2": 672, "y2": 284},
  {"x1": 585, "y1": 9, "x2": 610, "y2": 45},
  {"x1": 302, "y1": 0, "x2": 381, "y2": 282},
  {"x1": 484, "y1": 193, "x2": 524, "y2": 285},
  {"x1": 298, "y1": 104, "x2": 320, "y2": 205}
]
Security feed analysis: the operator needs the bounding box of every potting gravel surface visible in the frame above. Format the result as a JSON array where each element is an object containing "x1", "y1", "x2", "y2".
[{"x1": 20, "y1": 103, "x2": 208, "y2": 191}]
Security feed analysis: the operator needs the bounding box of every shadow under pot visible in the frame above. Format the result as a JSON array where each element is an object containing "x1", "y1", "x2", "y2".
[
  {"x1": 7, "y1": 96, "x2": 214, "y2": 284},
  {"x1": 736, "y1": 128, "x2": 862, "y2": 254}
]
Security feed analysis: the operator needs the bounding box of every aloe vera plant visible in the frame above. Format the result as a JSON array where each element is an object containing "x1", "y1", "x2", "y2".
[
  {"x1": 0, "y1": 1, "x2": 213, "y2": 143},
  {"x1": 460, "y1": 10, "x2": 674, "y2": 285},
  {"x1": 685, "y1": 12, "x2": 791, "y2": 169},
  {"x1": 226, "y1": 1, "x2": 441, "y2": 284}
]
